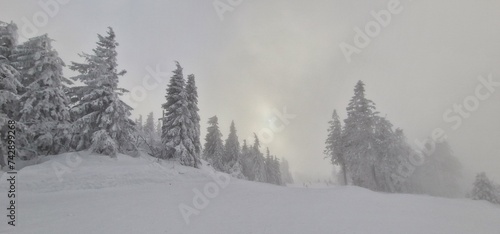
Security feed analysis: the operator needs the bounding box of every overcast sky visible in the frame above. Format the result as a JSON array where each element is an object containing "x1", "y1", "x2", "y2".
[{"x1": 1, "y1": 0, "x2": 499, "y2": 182}]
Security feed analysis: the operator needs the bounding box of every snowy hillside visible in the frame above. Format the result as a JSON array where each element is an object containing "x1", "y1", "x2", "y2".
[{"x1": 1, "y1": 153, "x2": 499, "y2": 234}]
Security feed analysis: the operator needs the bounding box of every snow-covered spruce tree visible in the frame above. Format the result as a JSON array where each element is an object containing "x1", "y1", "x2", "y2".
[
  {"x1": 265, "y1": 148, "x2": 274, "y2": 184},
  {"x1": 161, "y1": 62, "x2": 198, "y2": 167},
  {"x1": 371, "y1": 116, "x2": 401, "y2": 192},
  {"x1": 136, "y1": 115, "x2": 143, "y2": 132},
  {"x1": 240, "y1": 139, "x2": 254, "y2": 180},
  {"x1": 203, "y1": 115, "x2": 224, "y2": 170},
  {"x1": 69, "y1": 27, "x2": 136, "y2": 157},
  {"x1": 279, "y1": 157, "x2": 294, "y2": 184},
  {"x1": 471, "y1": 172, "x2": 499, "y2": 204},
  {"x1": 273, "y1": 156, "x2": 283, "y2": 185},
  {"x1": 185, "y1": 74, "x2": 201, "y2": 166},
  {"x1": 224, "y1": 121, "x2": 242, "y2": 174},
  {"x1": 10, "y1": 34, "x2": 72, "y2": 157},
  {"x1": 252, "y1": 134, "x2": 267, "y2": 182},
  {"x1": 342, "y1": 80, "x2": 378, "y2": 190},
  {"x1": 137, "y1": 112, "x2": 162, "y2": 156},
  {"x1": 144, "y1": 112, "x2": 155, "y2": 136},
  {"x1": 0, "y1": 21, "x2": 22, "y2": 167},
  {"x1": 387, "y1": 128, "x2": 414, "y2": 193},
  {"x1": 0, "y1": 21, "x2": 17, "y2": 61},
  {"x1": 264, "y1": 148, "x2": 282, "y2": 185},
  {"x1": 132, "y1": 115, "x2": 145, "y2": 149},
  {"x1": 324, "y1": 109, "x2": 347, "y2": 185}
]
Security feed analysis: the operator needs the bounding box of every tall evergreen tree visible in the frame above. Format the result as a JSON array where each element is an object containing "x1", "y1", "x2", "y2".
[
  {"x1": 11, "y1": 34, "x2": 72, "y2": 156},
  {"x1": 252, "y1": 133, "x2": 267, "y2": 182},
  {"x1": 203, "y1": 115, "x2": 224, "y2": 170},
  {"x1": 371, "y1": 116, "x2": 405, "y2": 192},
  {"x1": 185, "y1": 74, "x2": 201, "y2": 166},
  {"x1": 273, "y1": 156, "x2": 283, "y2": 185},
  {"x1": 69, "y1": 27, "x2": 136, "y2": 156},
  {"x1": 144, "y1": 112, "x2": 155, "y2": 134},
  {"x1": 264, "y1": 148, "x2": 282, "y2": 185},
  {"x1": 136, "y1": 115, "x2": 143, "y2": 132},
  {"x1": 0, "y1": 21, "x2": 22, "y2": 167},
  {"x1": 342, "y1": 80, "x2": 378, "y2": 189},
  {"x1": 325, "y1": 109, "x2": 347, "y2": 185},
  {"x1": 161, "y1": 62, "x2": 198, "y2": 167},
  {"x1": 240, "y1": 139, "x2": 254, "y2": 180},
  {"x1": 224, "y1": 121, "x2": 241, "y2": 171}
]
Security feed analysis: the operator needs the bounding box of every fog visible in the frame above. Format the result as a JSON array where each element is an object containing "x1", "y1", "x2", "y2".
[{"x1": 1, "y1": 0, "x2": 499, "y2": 183}]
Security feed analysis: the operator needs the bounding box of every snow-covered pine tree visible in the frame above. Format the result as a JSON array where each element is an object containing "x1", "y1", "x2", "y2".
[
  {"x1": 273, "y1": 156, "x2": 283, "y2": 185},
  {"x1": 203, "y1": 115, "x2": 224, "y2": 171},
  {"x1": 342, "y1": 80, "x2": 378, "y2": 190},
  {"x1": 324, "y1": 109, "x2": 347, "y2": 185},
  {"x1": 264, "y1": 148, "x2": 282, "y2": 185},
  {"x1": 144, "y1": 112, "x2": 155, "y2": 135},
  {"x1": 10, "y1": 34, "x2": 73, "y2": 157},
  {"x1": 224, "y1": 121, "x2": 241, "y2": 172},
  {"x1": 0, "y1": 21, "x2": 17, "y2": 61},
  {"x1": 69, "y1": 27, "x2": 136, "y2": 157},
  {"x1": 240, "y1": 139, "x2": 254, "y2": 180},
  {"x1": 265, "y1": 148, "x2": 274, "y2": 184},
  {"x1": 136, "y1": 115, "x2": 143, "y2": 132},
  {"x1": 185, "y1": 74, "x2": 201, "y2": 166},
  {"x1": 471, "y1": 172, "x2": 499, "y2": 204},
  {"x1": 0, "y1": 21, "x2": 21, "y2": 119},
  {"x1": 161, "y1": 62, "x2": 198, "y2": 167},
  {"x1": 252, "y1": 133, "x2": 267, "y2": 182},
  {"x1": 279, "y1": 157, "x2": 294, "y2": 184},
  {"x1": 387, "y1": 128, "x2": 414, "y2": 193},
  {"x1": 0, "y1": 21, "x2": 22, "y2": 167}
]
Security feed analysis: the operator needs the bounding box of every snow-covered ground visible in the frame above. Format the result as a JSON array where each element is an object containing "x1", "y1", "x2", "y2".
[{"x1": 1, "y1": 152, "x2": 499, "y2": 234}]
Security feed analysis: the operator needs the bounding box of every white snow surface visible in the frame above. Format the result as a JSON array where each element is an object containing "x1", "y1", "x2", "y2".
[{"x1": 1, "y1": 152, "x2": 499, "y2": 234}]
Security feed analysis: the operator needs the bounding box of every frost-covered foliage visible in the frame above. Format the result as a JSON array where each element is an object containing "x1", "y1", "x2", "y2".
[
  {"x1": 238, "y1": 135, "x2": 284, "y2": 185},
  {"x1": 240, "y1": 140, "x2": 253, "y2": 179},
  {"x1": 69, "y1": 27, "x2": 136, "y2": 157},
  {"x1": 203, "y1": 116, "x2": 224, "y2": 170},
  {"x1": 251, "y1": 134, "x2": 267, "y2": 183},
  {"x1": 324, "y1": 109, "x2": 346, "y2": 185},
  {"x1": 0, "y1": 21, "x2": 17, "y2": 61},
  {"x1": 161, "y1": 62, "x2": 199, "y2": 167},
  {"x1": 265, "y1": 148, "x2": 283, "y2": 185},
  {"x1": 326, "y1": 80, "x2": 463, "y2": 196},
  {"x1": 11, "y1": 34, "x2": 72, "y2": 157},
  {"x1": 185, "y1": 74, "x2": 201, "y2": 166},
  {"x1": 0, "y1": 21, "x2": 21, "y2": 121},
  {"x1": 223, "y1": 121, "x2": 242, "y2": 174},
  {"x1": 471, "y1": 172, "x2": 499, "y2": 204},
  {"x1": 0, "y1": 21, "x2": 22, "y2": 167},
  {"x1": 134, "y1": 112, "x2": 163, "y2": 157},
  {"x1": 342, "y1": 80, "x2": 378, "y2": 189}
]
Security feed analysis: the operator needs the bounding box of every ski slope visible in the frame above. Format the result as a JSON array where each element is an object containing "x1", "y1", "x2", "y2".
[{"x1": 1, "y1": 152, "x2": 499, "y2": 234}]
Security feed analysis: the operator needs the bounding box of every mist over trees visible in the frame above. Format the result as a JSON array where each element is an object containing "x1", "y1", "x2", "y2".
[
  {"x1": 1, "y1": 19, "x2": 495, "y2": 199},
  {"x1": 325, "y1": 81, "x2": 465, "y2": 197}
]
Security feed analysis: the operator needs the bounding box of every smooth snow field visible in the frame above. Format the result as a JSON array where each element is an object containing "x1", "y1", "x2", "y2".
[{"x1": 1, "y1": 152, "x2": 499, "y2": 234}]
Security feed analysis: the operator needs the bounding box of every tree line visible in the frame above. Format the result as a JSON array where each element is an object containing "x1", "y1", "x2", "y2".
[{"x1": 0, "y1": 21, "x2": 292, "y2": 186}]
